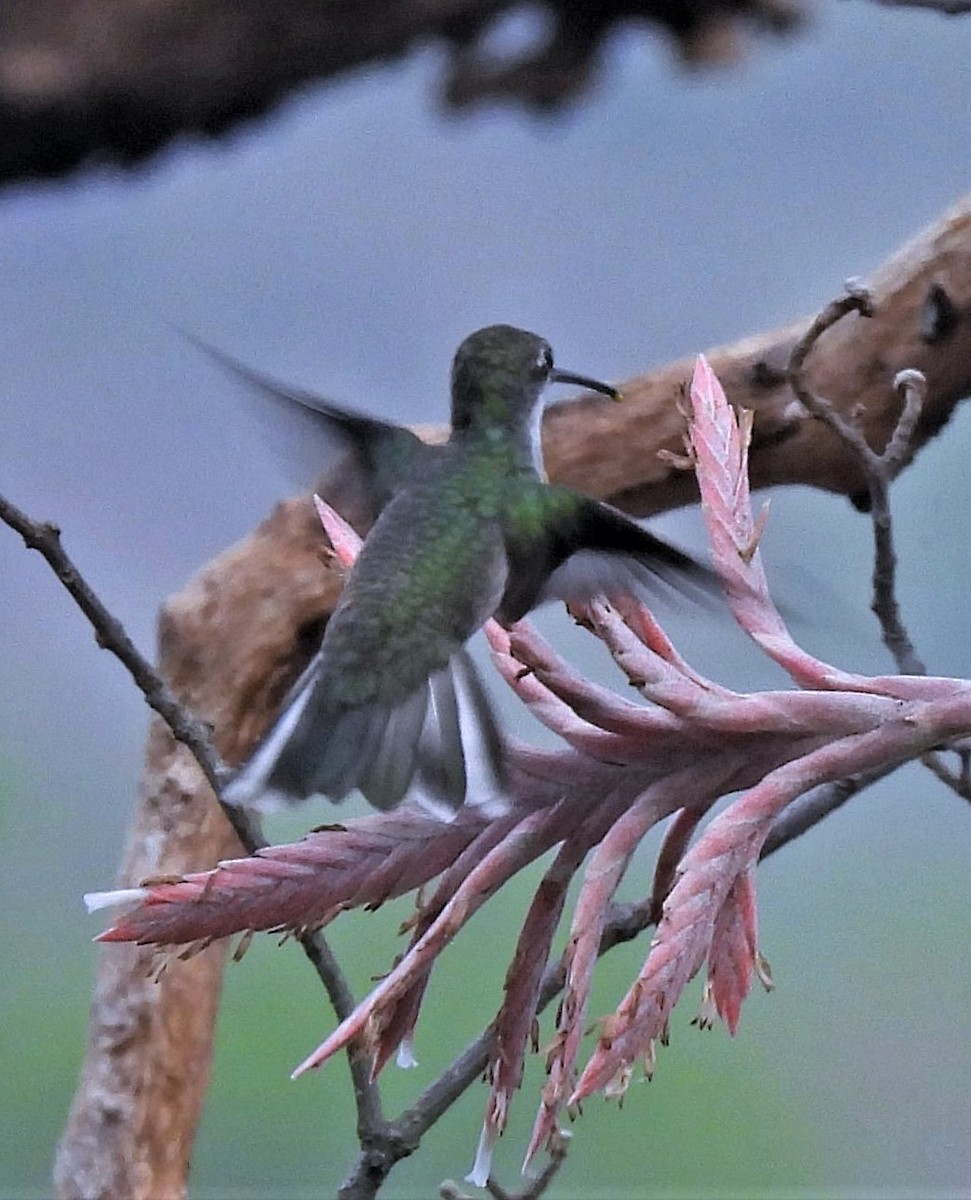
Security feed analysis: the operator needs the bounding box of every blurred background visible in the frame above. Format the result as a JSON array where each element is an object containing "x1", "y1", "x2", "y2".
[{"x1": 0, "y1": 1, "x2": 968, "y2": 1195}]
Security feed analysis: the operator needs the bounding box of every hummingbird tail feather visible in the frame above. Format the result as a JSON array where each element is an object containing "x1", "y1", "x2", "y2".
[
  {"x1": 357, "y1": 687, "x2": 430, "y2": 810},
  {"x1": 221, "y1": 651, "x2": 324, "y2": 811},
  {"x1": 423, "y1": 668, "x2": 467, "y2": 804},
  {"x1": 220, "y1": 648, "x2": 376, "y2": 810},
  {"x1": 451, "y1": 649, "x2": 507, "y2": 804},
  {"x1": 221, "y1": 648, "x2": 507, "y2": 815},
  {"x1": 415, "y1": 651, "x2": 508, "y2": 817}
]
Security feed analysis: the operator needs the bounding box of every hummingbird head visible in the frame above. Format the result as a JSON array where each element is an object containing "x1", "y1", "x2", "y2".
[{"x1": 450, "y1": 325, "x2": 619, "y2": 438}]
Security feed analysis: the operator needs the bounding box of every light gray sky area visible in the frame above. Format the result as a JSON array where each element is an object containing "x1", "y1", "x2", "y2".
[{"x1": 1, "y1": 3, "x2": 968, "y2": 1193}]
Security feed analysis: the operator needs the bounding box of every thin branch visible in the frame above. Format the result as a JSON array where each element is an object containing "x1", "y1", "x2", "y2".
[
  {"x1": 759, "y1": 764, "x2": 898, "y2": 857},
  {"x1": 296, "y1": 931, "x2": 386, "y2": 1141},
  {"x1": 782, "y1": 279, "x2": 971, "y2": 814},
  {"x1": 786, "y1": 279, "x2": 877, "y2": 451},
  {"x1": 921, "y1": 745, "x2": 971, "y2": 803},
  {"x1": 486, "y1": 1129, "x2": 571, "y2": 1200},
  {"x1": 787, "y1": 281, "x2": 926, "y2": 674},
  {"x1": 0, "y1": 493, "x2": 228, "y2": 796},
  {"x1": 884, "y1": 369, "x2": 926, "y2": 470},
  {"x1": 784, "y1": 285, "x2": 971, "y2": 815}
]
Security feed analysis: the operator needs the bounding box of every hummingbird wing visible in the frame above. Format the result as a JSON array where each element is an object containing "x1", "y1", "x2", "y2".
[
  {"x1": 497, "y1": 487, "x2": 716, "y2": 625},
  {"x1": 186, "y1": 335, "x2": 430, "y2": 521}
]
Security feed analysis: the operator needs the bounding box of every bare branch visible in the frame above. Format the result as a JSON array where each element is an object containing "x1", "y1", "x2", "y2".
[
  {"x1": 884, "y1": 369, "x2": 927, "y2": 471},
  {"x1": 786, "y1": 280, "x2": 877, "y2": 454},
  {"x1": 787, "y1": 281, "x2": 926, "y2": 674},
  {"x1": 0, "y1": 493, "x2": 227, "y2": 799},
  {"x1": 486, "y1": 1128, "x2": 570, "y2": 1200},
  {"x1": 921, "y1": 745, "x2": 971, "y2": 803},
  {"x1": 760, "y1": 765, "x2": 900, "y2": 857}
]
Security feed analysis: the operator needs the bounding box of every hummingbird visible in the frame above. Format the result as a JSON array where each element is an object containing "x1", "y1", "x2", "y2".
[{"x1": 213, "y1": 324, "x2": 711, "y2": 815}]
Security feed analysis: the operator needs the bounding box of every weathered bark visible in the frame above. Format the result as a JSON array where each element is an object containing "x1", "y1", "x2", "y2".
[
  {"x1": 52, "y1": 732, "x2": 233, "y2": 1200},
  {"x1": 54, "y1": 501, "x2": 340, "y2": 1200},
  {"x1": 56, "y1": 191, "x2": 971, "y2": 1198},
  {"x1": 546, "y1": 194, "x2": 971, "y2": 514}
]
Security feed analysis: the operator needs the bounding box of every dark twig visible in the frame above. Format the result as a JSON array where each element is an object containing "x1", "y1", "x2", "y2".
[
  {"x1": 921, "y1": 744, "x2": 971, "y2": 803},
  {"x1": 0, "y1": 489, "x2": 385, "y2": 1162},
  {"x1": 865, "y1": 371, "x2": 928, "y2": 675},
  {"x1": 883, "y1": 369, "x2": 926, "y2": 470},
  {"x1": 297, "y1": 930, "x2": 387, "y2": 1142},
  {"x1": 0, "y1": 492, "x2": 229, "y2": 797},
  {"x1": 788, "y1": 289, "x2": 971, "y2": 808},
  {"x1": 787, "y1": 281, "x2": 925, "y2": 674},
  {"x1": 760, "y1": 765, "x2": 899, "y2": 857},
  {"x1": 440, "y1": 1139, "x2": 570, "y2": 1200},
  {"x1": 786, "y1": 279, "x2": 876, "y2": 449},
  {"x1": 486, "y1": 1128, "x2": 571, "y2": 1200}
]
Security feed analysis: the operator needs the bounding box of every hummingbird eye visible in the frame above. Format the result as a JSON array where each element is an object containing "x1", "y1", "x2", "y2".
[{"x1": 530, "y1": 346, "x2": 554, "y2": 381}]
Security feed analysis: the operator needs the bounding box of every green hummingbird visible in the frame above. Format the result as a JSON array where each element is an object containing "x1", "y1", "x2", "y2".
[{"x1": 214, "y1": 324, "x2": 710, "y2": 815}]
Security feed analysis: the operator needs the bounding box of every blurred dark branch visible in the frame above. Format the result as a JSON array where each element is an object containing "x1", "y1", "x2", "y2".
[
  {"x1": 0, "y1": 0, "x2": 803, "y2": 184},
  {"x1": 4, "y1": 1, "x2": 969, "y2": 186}
]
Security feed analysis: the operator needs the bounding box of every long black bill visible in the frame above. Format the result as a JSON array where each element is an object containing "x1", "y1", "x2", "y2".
[{"x1": 549, "y1": 368, "x2": 621, "y2": 401}]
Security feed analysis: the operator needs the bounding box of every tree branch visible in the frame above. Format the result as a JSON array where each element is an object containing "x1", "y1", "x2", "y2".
[
  {"x1": 785, "y1": 281, "x2": 927, "y2": 675},
  {"x1": 784, "y1": 276, "x2": 971, "y2": 810},
  {"x1": 0, "y1": 495, "x2": 226, "y2": 796}
]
